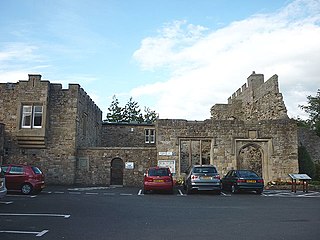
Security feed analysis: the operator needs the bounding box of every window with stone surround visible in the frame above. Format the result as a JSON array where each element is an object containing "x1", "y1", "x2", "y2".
[
  {"x1": 145, "y1": 129, "x2": 155, "y2": 143},
  {"x1": 180, "y1": 139, "x2": 211, "y2": 173},
  {"x1": 21, "y1": 105, "x2": 43, "y2": 129}
]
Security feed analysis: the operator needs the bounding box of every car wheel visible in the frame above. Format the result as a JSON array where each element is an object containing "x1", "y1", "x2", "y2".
[
  {"x1": 21, "y1": 183, "x2": 33, "y2": 195},
  {"x1": 231, "y1": 185, "x2": 237, "y2": 194}
]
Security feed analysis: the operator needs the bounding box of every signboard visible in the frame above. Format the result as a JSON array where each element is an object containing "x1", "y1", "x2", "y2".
[
  {"x1": 158, "y1": 160, "x2": 175, "y2": 174},
  {"x1": 288, "y1": 174, "x2": 311, "y2": 180},
  {"x1": 125, "y1": 162, "x2": 134, "y2": 170},
  {"x1": 158, "y1": 152, "x2": 173, "y2": 156}
]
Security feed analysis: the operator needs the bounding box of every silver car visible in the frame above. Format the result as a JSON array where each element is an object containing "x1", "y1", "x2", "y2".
[
  {"x1": 184, "y1": 165, "x2": 221, "y2": 194},
  {"x1": 0, "y1": 166, "x2": 7, "y2": 199}
]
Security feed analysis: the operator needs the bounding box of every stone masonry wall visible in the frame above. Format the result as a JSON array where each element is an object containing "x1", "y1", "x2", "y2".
[
  {"x1": 101, "y1": 122, "x2": 155, "y2": 147},
  {"x1": 298, "y1": 128, "x2": 320, "y2": 163},
  {"x1": 0, "y1": 123, "x2": 4, "y2": 164},
  {"x1": 211, "y1": 72, "x2": 288, "y2": 121},
  {"x1": 76, "y1": 147, "x2": 157, "y2": 186},
  {"x1": 156, "y1": 118, "x2": 298, "y2": 183},
  {"x1": 76, "y1": 87, "x2": 102, "y2": 148},
  {"x1": 0, "y1": 75, "x2": 102, "y2": 185}
]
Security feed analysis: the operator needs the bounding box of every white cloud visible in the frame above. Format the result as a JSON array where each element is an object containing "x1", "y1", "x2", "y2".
[{"x1": 132, "y1": 0, "x2": 320, "y2": 120}]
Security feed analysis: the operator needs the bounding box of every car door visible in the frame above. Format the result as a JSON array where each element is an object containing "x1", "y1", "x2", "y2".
[{"x1": 5, "y1": 166, "x2": 25, "y2": 190}]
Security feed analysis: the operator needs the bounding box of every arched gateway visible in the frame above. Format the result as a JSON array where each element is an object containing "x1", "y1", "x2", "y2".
[
  {"x1": 238, "y1": 144, "x2": 263, "y2": 177},
  {"x1": 110, "y1": 158, "x2": 124, "y2": 185}
]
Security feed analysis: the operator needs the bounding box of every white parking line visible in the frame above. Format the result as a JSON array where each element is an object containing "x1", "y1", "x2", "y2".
[
  {"x1": 103, "y1": 193, "x2": 115, "y2": 196},
  {"x1": 85, "y1": 192, "x2": 98, "y2": 195},
  {"x1": 120, "y1": 193, "x2": 133, "y2": 196},
  {"x1": 178, "y1": 189, "x2": 185, "y2": 196},
  {"x1": 0, "y1": 201, "x2": 13, "y2": 204},
  {"x1": 69, "y1": 192, "x2": 81, "y2": 195},
  {"x1": 0, "y1": 213, "x2": 71, "y2": 218},
  {"x1": 138, "y1": 189, "x2": 143, "y2": 195},
  {"x1": 0, "y1": 229, "x2": 49, "y2": 237},
  {"x1": 68, "y1": 186, "x2": 112, "y2": 191},
  {"x1": 6, "y1": 194, "x2": 37, "y2": 198}
]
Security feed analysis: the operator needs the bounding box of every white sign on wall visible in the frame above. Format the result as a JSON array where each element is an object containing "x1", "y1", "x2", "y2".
[
  {"x1": 125, "y1": 162, "x2": 134, "y2": 169},
  {"x1": 158, "y1": 160, "x2": 175, "y2": 174},
  {"x1": 158, "y1": 152, "x2": 173, "y2": 156}
]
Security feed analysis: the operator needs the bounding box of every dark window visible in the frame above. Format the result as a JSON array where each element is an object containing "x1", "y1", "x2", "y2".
[
  {"x1": 238, "y1": 170, "x2": 259, "y2": 178},
  {"x1": 145, "y1": 129, "x2": 155, "y2": 143},
  {"x1": 148, "y1": 168, "x2": 169, "y2": 176},
  {"x1": 193, "y1": 167, "x2": 217, "y2": 174}
]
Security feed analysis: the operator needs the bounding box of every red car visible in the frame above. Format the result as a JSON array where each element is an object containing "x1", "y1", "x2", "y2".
[
  {"x1": 1, "y1": 164, "x2": 45, "y2": 195},
  {"x1": 143, "y1": 167, "x2": 174, "y2": 194}
]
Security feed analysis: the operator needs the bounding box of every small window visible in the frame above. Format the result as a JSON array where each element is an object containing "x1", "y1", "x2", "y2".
[
  {"x1": 21, "y1": 105, "x2": 43, "y2": 128},
  {"x1": 145, "y1": 129, "x2": 155, "y2": 143}
]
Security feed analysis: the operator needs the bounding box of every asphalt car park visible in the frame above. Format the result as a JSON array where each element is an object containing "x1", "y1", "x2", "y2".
[{"x1": 1, "y1": 186, "x2": 320, "y2": 239}]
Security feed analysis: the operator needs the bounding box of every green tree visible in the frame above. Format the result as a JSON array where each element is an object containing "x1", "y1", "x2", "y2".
[
  {"x1": 143, "y1": 107, "x2": 159, "y2": 123},
  {"x1": 299, "y1": 89, "x2": 320, "y2": 137},
  {"x1": 105, "y1": 96, "x2": 159, "y2": 123},
  {"x1": 298, "y1": 146, "x2": 315, "y2": 178},
  {"x1": 106, "y1": 95, "x2": 123, "y2": 122},
  {"x1": 123, "y1": 97, "x2": 144, "y2": 123}
]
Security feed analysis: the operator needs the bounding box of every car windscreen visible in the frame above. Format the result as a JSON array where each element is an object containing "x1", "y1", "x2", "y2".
[
  {"x1": 238, "y1": 170, "x2": 259, "y2": 178},
  {"x1": 193, "y1": 167, "x2": 217, "y2": 174},
  {"x1": 148, "y1": 168, "x2": 169, "y2": 176}
]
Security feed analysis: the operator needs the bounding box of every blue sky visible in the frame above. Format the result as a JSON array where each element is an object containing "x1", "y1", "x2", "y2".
[{"x1": 1, "y1": 0, "x2": 319, "y2": 120}]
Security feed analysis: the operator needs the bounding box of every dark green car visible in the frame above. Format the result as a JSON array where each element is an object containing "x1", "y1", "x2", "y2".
[{"x1": 221, "y1": 170, "x2": 264, "y2": 194}]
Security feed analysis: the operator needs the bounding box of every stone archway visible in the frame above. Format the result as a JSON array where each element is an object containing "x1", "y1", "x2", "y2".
[
  {"x1": 238, "y1": 144, "x2": 263, "y2": 177},
  {"x1": 110, "y1": 158, "x2": 124, "y2": 185}
]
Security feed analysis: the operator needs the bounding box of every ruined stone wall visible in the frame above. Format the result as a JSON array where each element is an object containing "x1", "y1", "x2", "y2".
[
  {"x1": 156, "y1": 118, "x2": 298, "y2": 183},
  {"x1": 298, "y1": 128, "x2": 320, "y2": 163},
  {"x1": 211, "y1": 72, "x2": 288, "y2": 121},
  {"x1": 101, "y1": 122, "x2": 155, "y2": 147},
  {"x1": 76, "y1": 147, "x2": 157, "y2": 186}
]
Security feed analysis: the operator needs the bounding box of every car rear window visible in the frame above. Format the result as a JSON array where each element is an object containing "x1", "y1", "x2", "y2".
[
  {"x1": 238, "y1": 170, "x2": 259, "y2": 178},
  {"x1": 193, "y1": 167, "x2": 217, "y2": 174},
  {"x1": 148, "y1": 168, "x2": 170, "y2": 176},
  {"x1": 32, "y1": 167, "x2": 42, "y2": 174}
]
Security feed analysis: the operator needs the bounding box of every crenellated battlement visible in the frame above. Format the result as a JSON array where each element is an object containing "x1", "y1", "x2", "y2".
[{"x1": 211, "y1": 72, "x2": 287, "y2": 121}]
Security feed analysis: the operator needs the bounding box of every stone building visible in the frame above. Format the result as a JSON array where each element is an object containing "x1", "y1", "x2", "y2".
[
  {"x1": 0, "y1": 74, "x2": 102, "y2": 184},
  {"x1": 0, "y1": 72, "x2": 301, "y2": 186}
]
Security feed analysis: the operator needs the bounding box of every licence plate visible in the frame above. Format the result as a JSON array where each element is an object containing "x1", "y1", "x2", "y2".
[
  {"x1": 246, "y1": 180, "x2": 256, "y2": 183},
  {"x1": 201, "y1": 176, "x2": 212, "y2": 180},
  {"x1": 154, "y1": 180, "x2": 164, "y2": 183}
]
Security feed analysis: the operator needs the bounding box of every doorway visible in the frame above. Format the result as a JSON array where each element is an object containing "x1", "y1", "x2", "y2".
[
  {"x1": 238, "y1": 144, "x2": 263, "y2": 177},
  {"x1": 110, "y1": 158, "x2": 124, "y2": 185}
]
